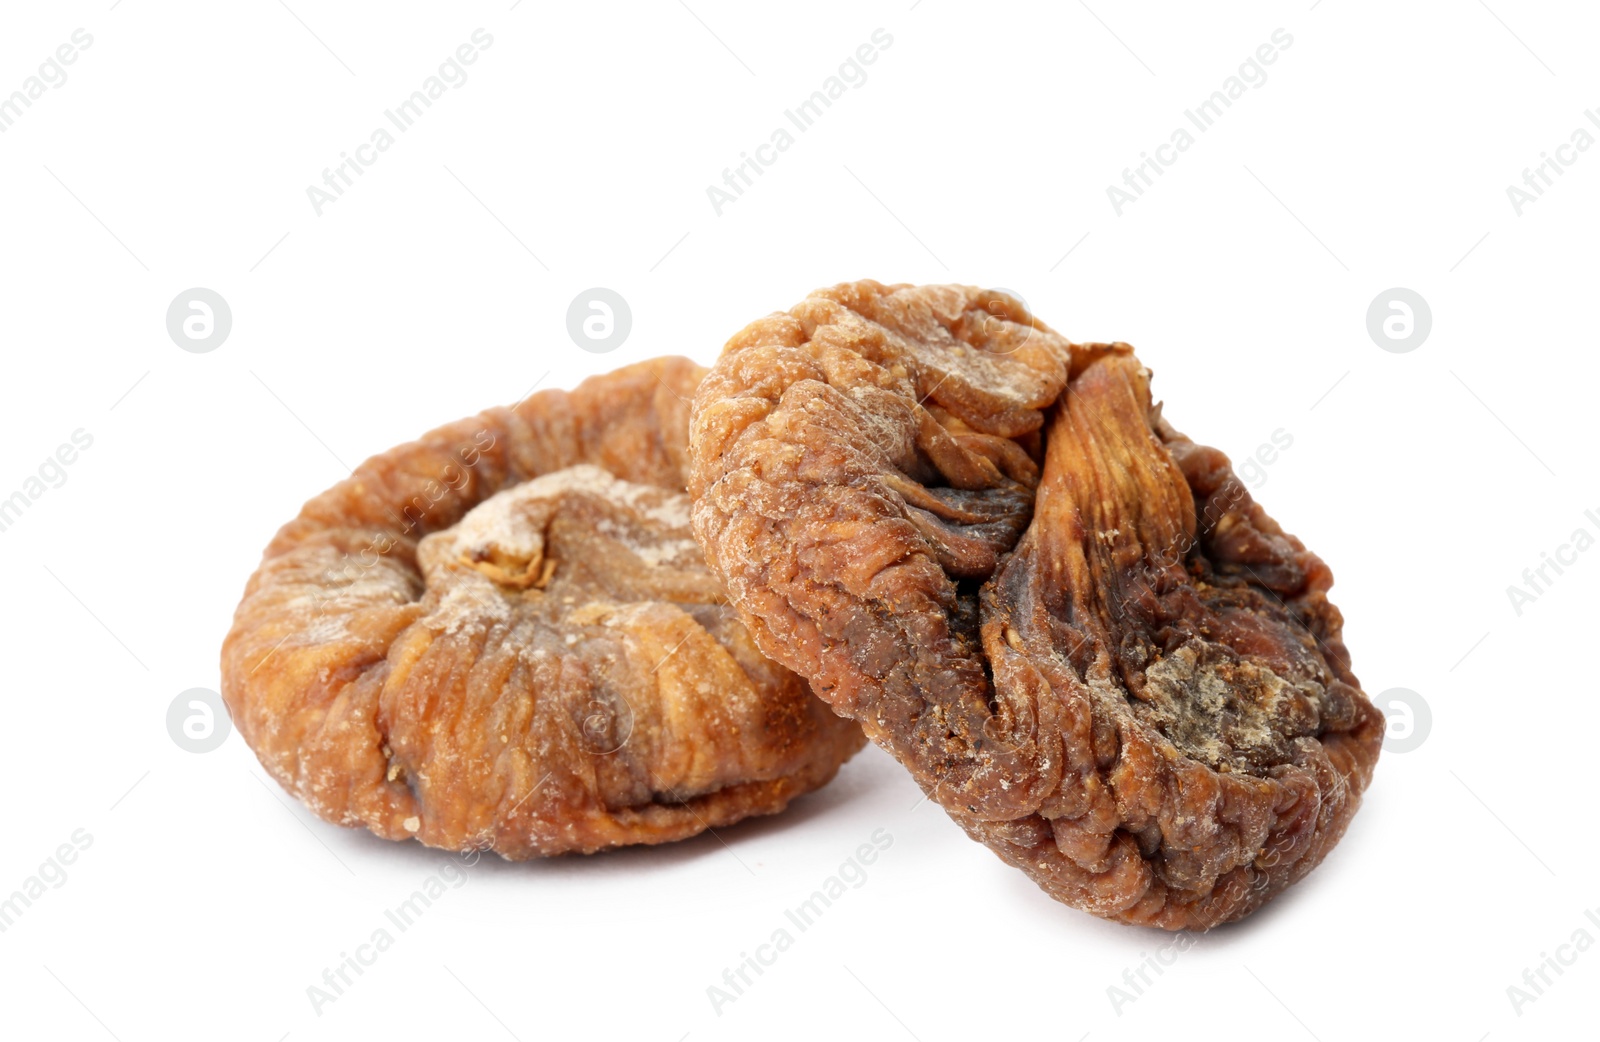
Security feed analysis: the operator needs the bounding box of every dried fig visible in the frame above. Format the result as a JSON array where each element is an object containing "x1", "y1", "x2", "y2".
[
  {"x1": 688, "y1": 282, "x2": 1381, "y2": 928},
  {"x1": 222, "y1": 357, "x2": 863, "y2": 859}
]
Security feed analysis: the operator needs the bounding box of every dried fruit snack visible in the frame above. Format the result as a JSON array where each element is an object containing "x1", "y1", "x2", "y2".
[
  {"x1": 222, "y1": 358, "x2": 863, "y2": 859},
  {"x1": 688, "y1": 282, "x2": 1381, "y2": 928}
]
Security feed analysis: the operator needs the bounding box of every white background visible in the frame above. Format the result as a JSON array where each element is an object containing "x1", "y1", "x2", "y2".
[{"x1": 1, "y1": 1, "x2": 1595, "y2": 1039}]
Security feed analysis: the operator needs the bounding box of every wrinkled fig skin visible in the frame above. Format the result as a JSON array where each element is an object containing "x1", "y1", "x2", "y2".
[
  {"x1": 690, "y1": 282, "x2": 1075, "y2": 815},
  {"x1": 222, "y1": 358, "x2": 863, "y2": 859},
  {"x1": 689, "y1": 283, "x2": 1382, "y2": 929},
  {"x1": 974, "y1": 352, "x2": 1382, "y2": 928}
]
